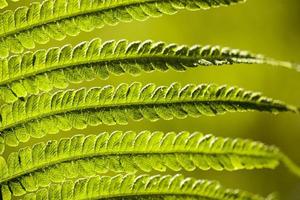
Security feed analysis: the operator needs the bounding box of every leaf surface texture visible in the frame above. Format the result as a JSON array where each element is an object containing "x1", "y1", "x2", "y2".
[
  {"x1": 0, "y1": 82, "x2": 297, "y2": 154},
  {"x1": 0, "y1": 0, "x2": 246, "y2": 57},
  {"x1": 0, "y1": 130, "x2": 283, "y2": 198},
  {"x1": 1, "y1": 39, "x2": 298, "y2": 103}
]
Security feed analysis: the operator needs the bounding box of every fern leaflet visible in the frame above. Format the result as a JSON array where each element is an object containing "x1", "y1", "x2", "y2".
[
  {"x1": 0, "y1": 39, "x2": 299, "y2": 103},
  {"x1": 0, "y1": 130, "x2": 299, "y2": 198},
  {"x1": 0, "y1": 0, "x2": 246, "y2": 58},
  {"x1": 18, "y1": 174, "x2": 268, "y2": 200},
  {"x1": 0, "y1": 82, "x2": 297, "y2": 154}
]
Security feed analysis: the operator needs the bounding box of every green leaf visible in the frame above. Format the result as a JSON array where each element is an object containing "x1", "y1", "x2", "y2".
[
  {"x1": 20, "y1": 174, "x2": 267, "y2": 200},
  {"x1": 0, "y1": 131, "x2": 299, "y2": 197},
  {"x1": 0, "y1": 0, "x2": 246, "y2": 58},
  {"x1": 0, "y1": 82, "x2": 297, "y2": 154},
  {"x1": 0, "y1": 39, "x2": 299, "y2": 103}
]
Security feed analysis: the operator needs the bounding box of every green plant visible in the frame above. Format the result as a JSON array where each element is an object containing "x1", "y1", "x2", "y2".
[{"x1": 0, "y1": 0, "x2": 299, "y2": 199}]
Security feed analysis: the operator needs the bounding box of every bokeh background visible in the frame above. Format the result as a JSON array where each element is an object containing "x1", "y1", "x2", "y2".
[{"x1": 4, "y1": 0, "x2": 300, "y2": 199}]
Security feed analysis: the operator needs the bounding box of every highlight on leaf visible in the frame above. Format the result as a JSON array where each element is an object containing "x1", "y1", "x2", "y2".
[
  {"x1": 1, "y1": 39, "x2": 299, "y2": 103},
  {"x1": 1, "y1": 130, "x2": 299, "y2": 198},
  {"x1": 0, "y1": 0, "x2": 18, "y2": 10},
  {"x1": 19, "y1": 174, "x2": 268, "y2": 200},
  {"x1": 0, "y1": 82, "x2": 298, "y2": 154},
  {"x1": 0, "y1": 0, "x2": 246, "y2": 58},
  {"x1": 0, "y1": 0, "x2": 8, "y2": 9}
]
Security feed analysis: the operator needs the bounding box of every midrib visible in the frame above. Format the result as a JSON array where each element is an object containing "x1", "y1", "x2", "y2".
[
  {"x1": 0, "y1": 53, "x2": 263, "y2": 86},
  {"x1": 0, "y1": 54, "x2": 202, "y2": 85},
  {"x1": 0, "y1": 99, "x2": 286, "y2": 132},
  {"x1": 0, "y1": 150, "x2": 277, "y2": 184},
  {"x1": 82, "y1": 192, "x2": 231, "y2": 200}
]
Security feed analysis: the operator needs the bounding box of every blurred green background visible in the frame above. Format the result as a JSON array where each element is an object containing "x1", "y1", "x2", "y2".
[{"x1": 4, "y1": 0, "x2": 300, "y2": 199}]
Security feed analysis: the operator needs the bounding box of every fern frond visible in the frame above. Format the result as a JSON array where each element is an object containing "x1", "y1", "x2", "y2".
[
  {"x1": 1, "y1": 39, "x2": 299, "y2": 103},
  {"x1": 0, "y1": 82, "x2": 297, "y2": 154},
  {"x1": 18, "y1": 174, "x2": 266, "y2": 200},
  {"x1": 1, "y1": 131, "x2": 299, "y2": 197},
  {"x1": 0, "y1": 0, "x2": 246, "y2": 58}
]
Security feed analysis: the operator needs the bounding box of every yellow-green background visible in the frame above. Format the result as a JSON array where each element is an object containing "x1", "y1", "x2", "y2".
[{"x1": 4, "y1": 0, "x2": 300, "y2": 199}]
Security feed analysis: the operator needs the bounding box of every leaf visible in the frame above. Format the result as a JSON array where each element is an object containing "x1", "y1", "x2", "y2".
[
  {"x1": 0, "y1": 0, "x2": 246, "y2": 58},
  {"x1": 0, "y1": 39, "x2": 299, "y2": 103},
  {"x1": 0, "y1": 82, "x2": 297, "y2": 154},
  {"x1": 0, "y1": 130, "x2": 299, "y2": 198},
  {"x1": 20, "y1": 174, "x2": 267, "y2": 200}
]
